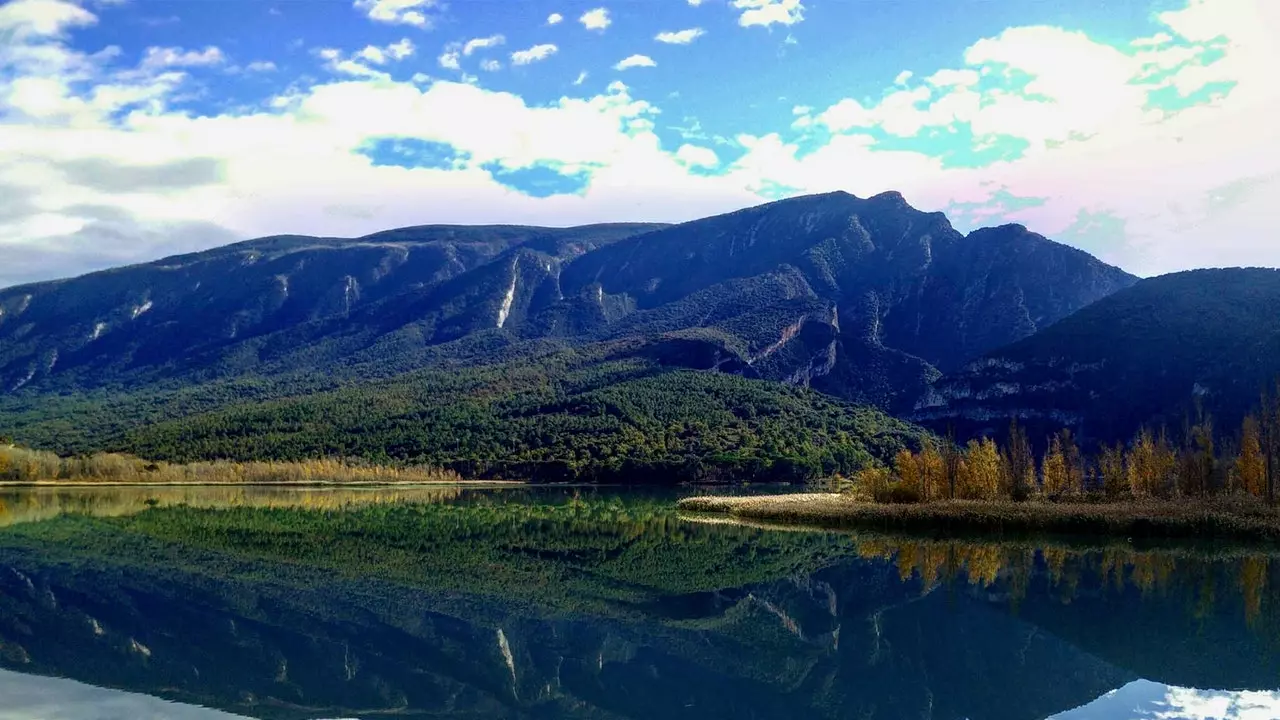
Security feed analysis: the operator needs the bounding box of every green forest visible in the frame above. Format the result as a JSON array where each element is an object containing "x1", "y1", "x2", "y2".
[{"x1": 0, "y1": 352, "x2": 925, "y2": 483}]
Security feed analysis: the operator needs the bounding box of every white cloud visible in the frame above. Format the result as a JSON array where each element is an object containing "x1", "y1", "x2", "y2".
[
  {"x1": 676, "y1": 144, "x2": 718, "y2": 168},
  {"x1": 0, "y1": 0, "x2": 96, "y2": 39},
  {"x1": 245, "y1": 60, "x2": 277, "y2": 72},
  {"x1": 356, "y1": 39, "x2": 415, "y2": 65},
  {"x1": 386, "y1": 38, "x2": 415, "y2": 60},
  {"x1": 352, "y1": 0, "x2": 437, "y2": 28},
  {"x1": 894, "y1": 69, "x2": 912, "y2": 85},
  {"x1": 688, "y1": 0, "x2": 704, "y2": 5},
  {"x1": 547, "y1": 12, "x2": 563, "y2": 25},
  {"x1": 139, "y1": 46, "x2": 225, "y2": 71},
  {"x1": 614, "y1": 54, "x2": 656, "y2": 70},
  {"x1": 925, "y1": 68, "x2": 979, "y2": 87},
  {"x1": 438, "y1": 47, "x2": 460, "y2": 70},
  {"x1": 1, "y1": 0, "x2": 1278, "y2": 287},
  {"x1": 511, "y1": 43, "x2": 558, "y2": 66},
  {"x1": 480, "y1": 58, "x2": 501, "y2": 72},
  {"x1": 463, "y1": 34, "x2": 504, "y2": 56},
  {"x1": 733, "y1": 0, "x2": 804, "y2": 28},
  {"x1": 579, "y1": 7, "x2": 610, "y2": 31},
  {"x1": 656, "y1": 28, "x2": 705, "y2": 44},
  {"x1": 573, "y1": 70, "x2": 588, "y2": 85}
]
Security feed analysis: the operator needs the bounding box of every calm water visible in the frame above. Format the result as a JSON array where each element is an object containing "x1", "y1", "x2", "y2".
[{"x1": 0, "y1": 485, "x2": 1278, "y2": 720}]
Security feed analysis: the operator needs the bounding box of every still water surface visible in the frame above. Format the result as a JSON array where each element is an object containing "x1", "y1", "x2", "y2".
[{"x1": 0, "y1": 485, "x2": 1277, "y2": 720}]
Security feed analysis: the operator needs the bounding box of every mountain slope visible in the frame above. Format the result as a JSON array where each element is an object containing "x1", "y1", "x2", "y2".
[
  {"x1": 916, "y1": 268, "x2": 1280, "y2": 445},
  {"x1": 0, "y1": 192, "x2": 1134, "y2": 413},
  {"x1": 0, "y1": 223, "x2": 663, "y2": 394},
  {"x1": 0, "y1": 191, "x2": 1142, "y2": 476}
]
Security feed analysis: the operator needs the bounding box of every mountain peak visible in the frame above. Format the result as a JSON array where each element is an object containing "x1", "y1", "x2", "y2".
[{"x1": 868, "y1": 190, "x2": 909, "y2": 207}]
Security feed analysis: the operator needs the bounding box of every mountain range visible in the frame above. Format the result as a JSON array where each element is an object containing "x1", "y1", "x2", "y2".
[{"x1": 1, "y1": 190, "x2": 1275, "y2": 478}]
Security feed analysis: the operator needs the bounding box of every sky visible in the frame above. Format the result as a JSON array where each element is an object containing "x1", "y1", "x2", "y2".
[{"x1": 0, "y1": 0, "x2": 1277, "y2": 288}]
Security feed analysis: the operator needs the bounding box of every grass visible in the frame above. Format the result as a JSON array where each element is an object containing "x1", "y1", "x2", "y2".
[
  {"x1": 677, "y1": 493, "x2": 1280, "y2": 544},
  {"x1": 0, "y1": 445, "x2": 465, "y2": 485}
]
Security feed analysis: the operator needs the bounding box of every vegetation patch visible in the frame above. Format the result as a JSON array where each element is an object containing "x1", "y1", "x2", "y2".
[{"x1": 679, "y1": 494, "x2": 1280, "y2": 543}]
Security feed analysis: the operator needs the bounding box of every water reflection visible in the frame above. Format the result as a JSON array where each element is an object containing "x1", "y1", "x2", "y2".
[
  {"x1": 1051, "y1": 682, "x2": 1280, "y2": 720},
  {"x1": 0, "y1": 487, "x2": 1277, "y2": 719},
  {"x1": 0, "y1": 668, "x2": 244, "y2": 719}
]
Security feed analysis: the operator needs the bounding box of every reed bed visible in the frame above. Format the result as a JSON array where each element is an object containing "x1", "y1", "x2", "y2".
[{"x1": 0, "y1": 445, "x2": 462, "y2": 485}]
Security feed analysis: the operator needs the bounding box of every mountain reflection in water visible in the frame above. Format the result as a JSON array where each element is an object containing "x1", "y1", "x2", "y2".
[{"x1": 0, "y1": 486, "x2": 1277, "y2": 720}]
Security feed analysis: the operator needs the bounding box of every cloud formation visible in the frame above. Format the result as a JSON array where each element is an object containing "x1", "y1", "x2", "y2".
[
  {"x1": 579, "y1": 7, "x2": 610, "y2": 31},
  {"x1": 0, "y1": 0, "x2": 1278, "y2": 289},
  {"x1": 656, "y1": 28, "x2": 705, "y2": 44},
  {"x1": 614, "y1": 54, "x2": 656, "y2": 70},
  {"x1": 733, "y1": 0, "x2": 804, "y2": 28},
  {"x1": 511, "y1": 43, "x2": 558, "y2": 65},
  {"x1": 352, "y1": 0, "x2": 438, "y2": 28}
]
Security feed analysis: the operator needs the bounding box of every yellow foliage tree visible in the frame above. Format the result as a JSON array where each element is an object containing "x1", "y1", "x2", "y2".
[
  {"x1": 895, "y1": 449, "x2": 923, "y2": 498},
  {"x1": 1099, "y1": 443, "x2": 1127, "y2": 500},
  {"x1": 919, "y1": 443, "x2": 947, "y2": 502},
  {"x1": 1128, "y1": 428, "x2": 1177, "y2": 497},
  {"x1": 1238, "y1": 416, "x2": 1266, "y2": 498},
  {"x1": 961, "y1": 438, "x2": 1002, "y2": 500},
  {"x1": 1042, "y1": 436, "x2": 1068, "y2": 498}
]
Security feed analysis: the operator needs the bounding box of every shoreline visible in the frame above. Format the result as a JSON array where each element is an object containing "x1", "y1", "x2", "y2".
[
  {"x1": 677, "y1": 493, "x2": 1280, "y2": 543},
  {"x1": 0, "y1": 479, "x2": 526, "y2": 488}
]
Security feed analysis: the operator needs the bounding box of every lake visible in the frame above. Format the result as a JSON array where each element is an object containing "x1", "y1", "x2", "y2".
[{"x1": 0, "y1": 485, "x2": 1277, "y2": 720}]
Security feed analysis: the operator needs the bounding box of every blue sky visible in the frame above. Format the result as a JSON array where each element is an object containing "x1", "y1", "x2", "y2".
[{"x1": 0, "y1": 0, "x2": 1277, "y2": 287}]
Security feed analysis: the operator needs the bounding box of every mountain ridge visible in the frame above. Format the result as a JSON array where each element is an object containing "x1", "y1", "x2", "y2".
[{"x1": 0, "y1": 191, "x2": 1143, "y2": 476}]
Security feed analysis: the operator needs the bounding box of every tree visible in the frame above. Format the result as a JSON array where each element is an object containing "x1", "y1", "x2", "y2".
[
  {"x1": 1238, "y1": 415, "x2": 1266, "y2": 498},
  {"x1": 1181, "y1": 414, "x2": 1216, "y2": 498},
  {"x1": 919, "y1": 441, "x2": 947, "y2": 502},
  {"x1": 1099, "y1": 443, "x2": 1127, "y2": 500},
  {"x1": 1003, "y1": 419, "x2": 1035, "y2": 501},
  {"x1": 895, "y1": 449, "x2": 923, "y2": 498},
  {"x1": 944, "y1": 426, "x2": 960, "y2": 500},
  {"x1": 1042, "y1": 435, "x2": 1068, "y2": 498},
  {"x1": 1059, "y1": 429, "x2": 1085, "y2": 495},
  {"x1": 962, "y1": 438, "x2": 1003, "y2": 500}
]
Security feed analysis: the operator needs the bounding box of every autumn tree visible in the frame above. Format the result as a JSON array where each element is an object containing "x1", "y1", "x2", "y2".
[
  {"x1": 895, "y1": 448, "x2": 923, "y2": 498},
  {"x1": 961, "y1": 438, "x2": 1003, "y2": 500},
  {"x1": 1238, "y1": 415, "x2": 1266, "y2": 498},
  {"x1": 1099, "y1": 443, "x2": 1127, "y2": 500},
  {"x1": 1042, "y1": 435, "x2": 1068, "y2": 498},
  {"x1": 1128, "y1": 428, "x2": 1176, "y2": 498},
  {"x1": 1059, "y1": 429, "x2": 1085, "y2": 495},
  {"x1": 919, "y1": 441, "x2": 947, "y2": 502}
]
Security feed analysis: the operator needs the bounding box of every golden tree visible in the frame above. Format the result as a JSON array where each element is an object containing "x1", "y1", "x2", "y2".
[
  {"x1": 1238, "y1": 415, "x2": 1266, "y2": 498},
  {"x1": 919, "y1": 442, "x2": 948, "y2": 501},
  {"x1": 895, "y1": 449, "x2": 923, "y2": 498},
  {"x1": 1042, "y1": 435, "x2": 1068, "y2": 498},
  {"x1": 962, "y1": 438, "x2": 1003, "y2": 500}
]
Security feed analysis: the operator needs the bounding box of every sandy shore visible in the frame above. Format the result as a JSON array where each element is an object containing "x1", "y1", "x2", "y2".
[{"x1": 678, "y1": 493, "x2": 1280, "y2": 542}]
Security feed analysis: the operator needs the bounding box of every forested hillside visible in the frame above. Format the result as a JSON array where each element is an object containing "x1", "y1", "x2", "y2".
[
  {"x1": 0, "y1": 190, "x2": 1165, "y2": 482},
  {"x1": 918, "y1": 268, "x2": 1280, "y2": 447},
  {"x1": 1, "y1": 341, "x2": 925, "y2": 482}
]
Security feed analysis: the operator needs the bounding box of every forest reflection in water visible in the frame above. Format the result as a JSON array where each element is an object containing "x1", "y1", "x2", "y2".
[{"x1": 0, "y1": 487, "x2": 1277, "y2": 719}]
